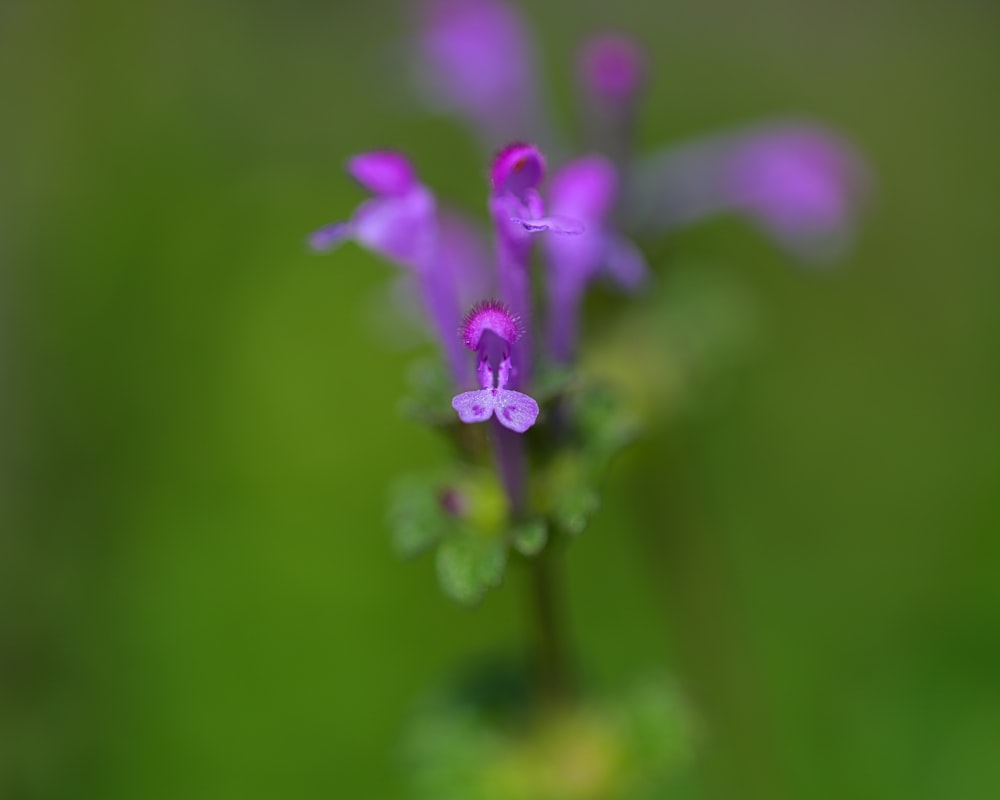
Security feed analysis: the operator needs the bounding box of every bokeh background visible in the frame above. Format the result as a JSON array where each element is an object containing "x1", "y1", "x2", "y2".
[{"x1": 3, "y1": 0, "x2": 999, "y2": 798}]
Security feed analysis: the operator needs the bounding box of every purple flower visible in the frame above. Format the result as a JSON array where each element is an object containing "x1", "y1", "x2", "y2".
[
  {"x1": 488, "y1": 142, "x2": 583, "y2": 386},
  {"x1": 413, "y1": 0, "x2": 550, "y2": 150},
  {"x1": 630, "y1": 122, "x2": 871, "y2": 262},
  {"x1": 578, "y1": 34, "x2": 646, "y2": 105},
  {"x1": 410, "y1": 1, "x2": 870, "y2": 266},
  {"x1": 309, "y1": 151, "x2": 434, "y2": 265},
  {"x1": 490, "y1": 143, "x2": 584, "y2": 238},
  {"x1": 576, "y1": 35, "x2": 646, "y2": 163},
  {"x1": 436, "y1": 211, "x2": 495, "y2": 310},
  {"x1": 722, "y1": 125, "x2": 869, "y2": 259},
  {"x1": 460, "y1": 298, "x2": 523, "y2": 349},
  {"x1": 451, "y1": 301, "x2": 540, "y2": 433},
  {"x1": 309, "y1": 151, "x2": 469, "y2": 383},
  {"x1": 543, "y1": 155, "x2": 648, "y2": 362}
]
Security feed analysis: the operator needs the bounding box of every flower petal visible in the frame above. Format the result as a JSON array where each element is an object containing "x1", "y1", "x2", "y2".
[
  {"x1": 549, "y1": 155, "x2": 619, "y2": 221},
  {"x1": 491, "y1": 142, "x2": 546, "y2": 199},
  {"x1": 414, "y1": 0, "x2": 544, "y2": 148},
  {"x1": 629, "y1": 121, "x2": 870, "y2": 263},
  {"x1": 493, "y1": 389, "x2": 539, "y2": 433},
  {"x1": 438, "y1": 212, "x2": 493, "y2": 308},
  {"x1": 604, "y1": 234, "x2": 649, "y2": 290},
  {"x1": 348, "y1": 152, "x2": 417, "y2": 196},
  {"x1": 577, "y1": 34, "x2": 646, "y2": 103},
  {"x1": 352, "y1": 187, "x2": 435, "y2": 268},
  {"x1": 307, "y1": 220, "x2": 352, "y2": 252},
  {"x1": 451, "y1": 389, "x2": 496, "y2": 424},
  {"x1": 461, "y1": 300, "x2": 522, "y2": 351}
]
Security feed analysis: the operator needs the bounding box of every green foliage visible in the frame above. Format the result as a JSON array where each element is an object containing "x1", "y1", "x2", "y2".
[
  {"x1": 389, "y1": 477, "x2": 455, "y2": 558},
  {"x1": 510, "y1": 519, "x2": 548, "y2": 556},
  {"x1": 530, "y1": 361, "x2": 576, "y2": 404},
  {"x1": 552, "y1": 482, "x2": 602, "y2": 537},
  {"x1": 390, "y1": 370, "x2": 642, "y2": 602},
  {"x1": 436, "y1": 535, "x2": 508, "y2": 605},
  {"x1": 401, "y1": 674, "x2": 697, "y2": 800},
  {"x1": 400, "y1": 358, "x2": 460, "y2": 427},
  {"x1": 389, "y1": 468, "x2": 517, "y2": 604},
  {"x1": 574, "y1": 383, "x2": 640, "y2": 461}
]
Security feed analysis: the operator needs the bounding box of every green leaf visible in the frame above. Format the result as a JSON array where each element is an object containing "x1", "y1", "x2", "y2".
[
  {"x1": 435, "y1": 535, "x2": 507, "y2": 605},
  {"x1": 531, "y1": 361, "x2": 576, "y2": 403},
  {"x1": 399, "y1": 358, "x2": 458, "y2": 426},
  {"x1": 510, "y1": 519, "x2": 547, "y2": 557},
  {"x1": 387, "y1": 477, "x2": 453, "y2": 559},
  {"x1": 553, "y1": 484, "x2": 601, "y2": 537},
  {"x1": 574, "y1": 382, "x2": 639, "y2": 463}
]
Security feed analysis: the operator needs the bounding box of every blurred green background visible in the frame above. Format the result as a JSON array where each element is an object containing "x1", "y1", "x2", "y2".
[{"x1": 2, "y1": 0, "x2": 999, "y2": 798}]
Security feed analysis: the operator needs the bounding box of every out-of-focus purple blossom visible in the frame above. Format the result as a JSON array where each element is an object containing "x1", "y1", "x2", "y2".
[
  {"x1": 452, "y1": 300, "x2": 539, "y2": 433},
  {"x1": 576, "y1": 34, "x2": 646, "y2": 163},
  {"x1": 630, "y1": 122, "x2": 871, "y2": 262},
  {"x1": 408, "y1": 0, "x2": 870, "y2": 267},
  {"x1": 437, "y1": 212, "x2": 494, "y2": 310},
  {"x1": 309, "y1": 151, "x2": 435, "y2": 266},
  {"x1": 724, "y1": 126, "x2": 869, "y2": 259},
  {"x1": 578, "y1": 35, "x2": 646, "y2": 103},
  {"x1": 543, "y1": 155, "x2": 648, "y2": 362},
  {"x1": 380, "y1": 210, "x2": 493, "y2": 351},
  {"x1": 346, "y1": 151, "x2": 418, "y2": 196},
  {"x1": 308, "y1": 151, "x2": 469, "y2": 383},
  {"x1": 413, "y1": 0, "x2": 551, "y2": 150}
]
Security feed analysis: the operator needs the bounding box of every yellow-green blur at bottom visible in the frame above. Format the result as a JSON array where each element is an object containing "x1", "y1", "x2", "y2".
[{"x1": 402, "y1": 675, "x2": 694, "y2": 800}]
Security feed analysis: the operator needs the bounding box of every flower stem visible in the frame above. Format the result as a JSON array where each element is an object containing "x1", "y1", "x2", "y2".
[
  {"x1": 489, "y1": 423, "x2": 574, "y2": 706},
  {"x1": 492, "y1": 421, "x2": 527, "y2": 513},
  {"x1": 528, "y1": 545, "x2": 574, "y2": 708}
]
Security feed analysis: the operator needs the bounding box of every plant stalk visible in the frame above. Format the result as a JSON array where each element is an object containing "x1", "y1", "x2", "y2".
[
  {"x1": 490, "y1": 422, "x2": 574, "y2": 706},
  {"x1": 529, "y1": 545, "x2": 574, "y2": 708}
]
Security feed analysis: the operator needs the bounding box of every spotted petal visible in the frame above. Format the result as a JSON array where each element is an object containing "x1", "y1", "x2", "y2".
[
  {"x1": 451, "y1": 389, "x2": 495, "y2": 424},
  {"x1": 492, "y1": 389, "x2": 539, "y2": 433}
]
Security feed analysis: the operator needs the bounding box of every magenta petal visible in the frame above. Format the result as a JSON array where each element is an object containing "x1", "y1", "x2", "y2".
[
  {"x1": 604, "y1": 234, "x2": 649, "y2": 290},
  {"x1": 491, "y1": 142, "x2": 546, "y2": 199},
  {"x1": 723, "y1": 127, "x2": 869, "y2": 258},
  {"x1": 438, "y1": 212, "x2": 493, "y2": 308},
  {"x1": 632, "y1": 121, "x2": 870, "y2": 262},
  {"x1": 476, "y1": 358, "x2": 495, "y2": 391},
  {"x1": 352, "y1": 187, "x2": 435, "y2": 268},
  {"x1": 308, "y1": 220, "x2": 352, "y2": 252},
  {"x1": 415, "y1": 0, "x2": 542, "y2": 148},
  {"x1": 348, "y1": 152, "x2": 417, "y2": 196},
  {"x1": 451, "y1": 389, "x2": 496, "y2": 424},
  {"x1": 578, "y1": 34, "x2": 646, "y2": 102},
  {"x1": 493, "y1": 389, "x2": 539, "y2": 433},
  {"x1": 461, "y1": 299, "x2": 522, "y2": 351},
  {"x1": 549, "y1": 156, "x2": 619, "y2": 221}
]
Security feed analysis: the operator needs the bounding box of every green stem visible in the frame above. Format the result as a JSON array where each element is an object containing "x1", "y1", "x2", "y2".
[
  {"x1": 529, "y1": 546, "x2": 573, "y2": 708},
  {"x1": 492, "y1": 420, "x2": 527, "y2": 514},
  {"x1": 490, "y1": 422, "x2": 573, "y2": 707}
]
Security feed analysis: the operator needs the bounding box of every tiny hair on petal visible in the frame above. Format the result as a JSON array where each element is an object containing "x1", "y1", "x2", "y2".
[{"x1": 460, "y1": 299, "x2": 523, "y2": 350}]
